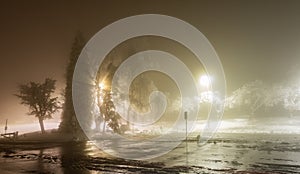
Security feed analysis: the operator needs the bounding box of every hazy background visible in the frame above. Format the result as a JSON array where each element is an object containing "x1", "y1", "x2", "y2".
[{"x1": 0, "y1": 0, "x2": 300, "y2": 131}]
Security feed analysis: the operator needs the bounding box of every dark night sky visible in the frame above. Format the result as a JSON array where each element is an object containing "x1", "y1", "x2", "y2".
[{"x1": 1, "y1": 0, "x2": 300, "y2": 125}]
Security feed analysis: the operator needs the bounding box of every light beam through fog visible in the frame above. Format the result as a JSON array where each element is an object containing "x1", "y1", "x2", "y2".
[{"x1": 73, "y1": 14, "x2": 226, "y2": 159}]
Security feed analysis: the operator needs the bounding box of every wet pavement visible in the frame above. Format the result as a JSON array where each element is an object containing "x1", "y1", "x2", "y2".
[{"x1": 1, "y1": 133, "x2": 300, "y2": 174}]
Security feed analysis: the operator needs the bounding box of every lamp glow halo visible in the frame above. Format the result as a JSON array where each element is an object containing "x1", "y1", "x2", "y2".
[{"x1": 72, "y1": 14, "x2": 226, "y2": 160}]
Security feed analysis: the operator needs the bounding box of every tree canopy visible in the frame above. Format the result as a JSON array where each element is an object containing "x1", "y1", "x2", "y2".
[
  {"x1": 15, "y1": 78, "x2": 60, "y2": 133},
  {"x1": 59, "y1": 32, "x2": 86, "y2": 134},
  {"x1": 225, "y1": 80, "x2": 300, "y2": 116}
]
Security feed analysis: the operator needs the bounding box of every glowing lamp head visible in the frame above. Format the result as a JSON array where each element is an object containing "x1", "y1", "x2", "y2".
[
  {"x1": 98, "y1": 82, "x2": 105, "y2": 89},
  {"x1": 200, "y1": 75, "x2": 210, "y2": 87}
]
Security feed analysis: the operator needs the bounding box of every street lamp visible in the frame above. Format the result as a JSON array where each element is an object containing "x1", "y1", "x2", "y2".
[
  {"x1": 184, "y1": 111, "x2": 189, "y2": 171},
  {"x1": 98, "y1": 82, "x2": 105, "y2": 89},
  {"x1": 95, "y1": 82, "x2": 105, "y2": 132},
  {"x1": 199, "y1": 74, "x2": 213, "y2": 103},
  {"x1": 199, "y1": 75, "x2": 211, "y2": 88},
  {"x1": 184, "y1": 111, "x2": 188, "y2": 146},
  {"x1": 97, "y1": 82, "x2": 105, "y2": 104}
]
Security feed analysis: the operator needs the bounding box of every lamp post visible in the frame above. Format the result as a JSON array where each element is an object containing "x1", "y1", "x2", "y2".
[
  {"x1": 184, "y1": 111, "x2": 188, "y2": 171},
  {"x1": 4, "y1": 119, "x2": 7, "y2": 134},
  {"x1": 184, "y1": 112, "x2": 188, "y2": 152},
  {"x1": 198, "y1": 74, "x2": 212, "y2": 143},
  {"x1": 96, "y1": 82, "x2": 105, "y2": 132},
  {"x1": 184, "y1": 111, "x2": 188, "y2": 143},
  {"x1": 199, "y1": 75, "x2": 210, "y2": 88}
]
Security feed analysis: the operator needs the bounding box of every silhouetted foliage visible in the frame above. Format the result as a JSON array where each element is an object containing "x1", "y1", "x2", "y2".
[
  {"x1": 59, "y1": 32, "x2": 86, "y2": 134},
  {"x1": 98, "y1": 89, "x2": 121, "y2": 133},
  {"x1": 15, "y1": 78, "x2": 60, "y2": 134}
]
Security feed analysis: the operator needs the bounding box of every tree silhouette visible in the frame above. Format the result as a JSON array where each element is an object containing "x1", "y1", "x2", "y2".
[
  {"x1": 15, "y1": 78, "x2": 60, "y2": 134},
  {"x1": 59, "y1": 32, "x2": 86, "y2": 134},
  {"x1": 98, "y1": 88, "x2": 121, "y2": 133}
]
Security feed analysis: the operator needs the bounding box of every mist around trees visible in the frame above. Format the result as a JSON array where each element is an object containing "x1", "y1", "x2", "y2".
[
  {"x1": 59, "y1": 32, "x2": 125, "y2": 135},
  {"x1": 17, "y1": 32, "x2": 298, "y2": 136},
  {"x1": 15, "y1": 78, "x2": 60, "y2": 134},
  {"x1": 223, "y1": 80, "x2": 300, "y2": 117},
  {"x1": 59, "y1": 32, "x2": 86, "y2": 135}
]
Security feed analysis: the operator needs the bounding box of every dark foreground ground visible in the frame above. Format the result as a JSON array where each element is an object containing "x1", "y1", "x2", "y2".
[{"x1": 0, "y1": 133, "x2": 300, "y2": 174}]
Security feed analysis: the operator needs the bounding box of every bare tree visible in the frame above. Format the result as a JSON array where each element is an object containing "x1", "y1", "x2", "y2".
[{"x1": 15, "y1": 78, "x2": 60, "y2": 134}]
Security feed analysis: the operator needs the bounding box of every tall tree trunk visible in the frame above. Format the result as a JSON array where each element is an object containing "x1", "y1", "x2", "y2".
[
  {"x1": 39, "y1": 117, "x2": 45, "y2": 134},
  {"x1": 102, "y1": 120, "x2": 106, "y2": 133},
  {"x1": 127, "y1": 107, "x2": 130, "y2": 130},
  {"x1": 59, "y1": 32, "x2": 86, "y2": 134},
  {"x1": 95, "y1": 113, "x2": 103, "y2": 132}
]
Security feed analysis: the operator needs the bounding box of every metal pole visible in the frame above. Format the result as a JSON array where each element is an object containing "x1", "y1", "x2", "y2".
[
  {"x1": 4, "y1": 119, "x2": 8, "y2": 134},
  {"x1": 184, "y1": 111, "x2": 188, "y2": 171},
  {"x1": 184, "y1": 112, "x2": 187, "y2": 143}
]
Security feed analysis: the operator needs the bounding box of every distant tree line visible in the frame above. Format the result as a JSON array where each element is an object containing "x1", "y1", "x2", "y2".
[
  {"x1": 16, "y1": 31, "x2": 300, "y2": 135},
  {"x1": 223, "y1": 80, "x2": 300, "y2": 117}
]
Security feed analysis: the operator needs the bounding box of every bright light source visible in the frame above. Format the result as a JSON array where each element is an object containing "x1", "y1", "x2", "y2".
[
  {"x1": 199, "y1": 75, "x2": 210, "y2": 87},
  {"x1": 98, "y1": 82, "x2": 105, "y2": 89}
]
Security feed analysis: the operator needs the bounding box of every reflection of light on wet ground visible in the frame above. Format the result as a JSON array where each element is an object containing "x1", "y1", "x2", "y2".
[
  {"x1": 148, "y1": 133, "x2": 300, "y2": 173},
  {"x1": 85, "y1": 141, "x2": 112, "y2": 158},
  {"x1": 1, "y1": 133, "x2": 300, "y2": 173},
  {"x1": 192, "y1": 118, "x2": 300, "y2": 134}
]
